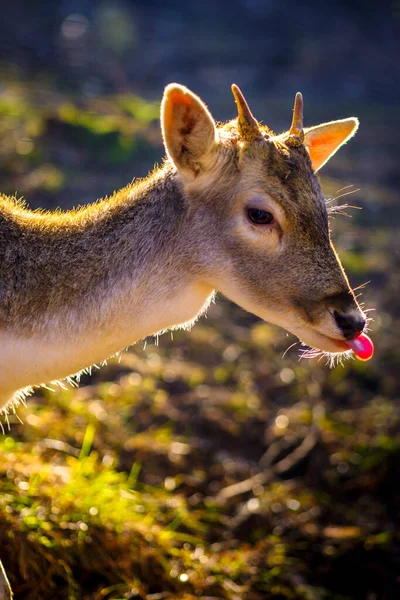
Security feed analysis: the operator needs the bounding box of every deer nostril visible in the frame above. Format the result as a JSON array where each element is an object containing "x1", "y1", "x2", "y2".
[{"x1": 333, "y1": 311, "x2": 366, "y2": 340}]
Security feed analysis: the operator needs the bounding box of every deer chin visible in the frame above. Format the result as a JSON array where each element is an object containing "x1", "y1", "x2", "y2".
[
  {"x1": 263, "y1": 309, "x2": 351, "y2": 355},
  {"x1": 289, "y1": 326, "x2": 351, "y2": 354},
  {"x1": 255, "y1": 308, "x2": 350, "y2": 355}
]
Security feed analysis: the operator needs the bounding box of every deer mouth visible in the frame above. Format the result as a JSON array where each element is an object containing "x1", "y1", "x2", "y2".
[
  {"x1": 296, "y1": 328, "x2": 351, "y2": 354},
  {"x1": 294, "y1": 327, "x2": 374, "y2": 361}
]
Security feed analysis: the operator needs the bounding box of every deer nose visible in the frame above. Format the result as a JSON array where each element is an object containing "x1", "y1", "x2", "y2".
[{"x1": 333, "y1": 310, "x2": 366, "y2": 340}]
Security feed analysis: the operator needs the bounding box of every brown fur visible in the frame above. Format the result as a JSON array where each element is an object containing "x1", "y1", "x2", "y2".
[{"x1": 0, "y1": 167, "x2": 187, "y2": 334}]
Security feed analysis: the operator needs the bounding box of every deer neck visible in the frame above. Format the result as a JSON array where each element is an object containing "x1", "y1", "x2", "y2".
[{"x1": 0, "y1": 164, "x2": 214, "y2": 403}]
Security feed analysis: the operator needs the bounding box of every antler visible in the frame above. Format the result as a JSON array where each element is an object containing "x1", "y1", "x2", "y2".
[
  {"x1": 287, "y1": 92, "x2": 304, "y2": 147},
  {"x1": 231, "y1": 84, "x2": 263, "y2": 142}
]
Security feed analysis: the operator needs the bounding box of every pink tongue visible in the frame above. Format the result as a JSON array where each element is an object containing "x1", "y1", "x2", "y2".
[{"x1": 346, "y1": 333, "x2": 374, "y2": 361}]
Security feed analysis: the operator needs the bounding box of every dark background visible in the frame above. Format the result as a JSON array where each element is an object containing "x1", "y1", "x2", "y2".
[
  {"x1": 0, "y1": 1, "x2": 399, "y2": 203},
  {"x1": 0, "y1": 2, "x2": 400, "y2": 599}
]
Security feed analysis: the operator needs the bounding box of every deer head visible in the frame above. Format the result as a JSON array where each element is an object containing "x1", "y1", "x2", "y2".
[{"x1": 161, "y1": 83, "x2": 366, "y2": 357}]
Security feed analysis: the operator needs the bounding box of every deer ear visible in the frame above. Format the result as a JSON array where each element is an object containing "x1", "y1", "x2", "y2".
[
  {"x1": 304, "y1": 118, "x2": 359, "y2": 172},
  {"x1": 161, "y1": 84, "x2": 217, "y2": 177}
]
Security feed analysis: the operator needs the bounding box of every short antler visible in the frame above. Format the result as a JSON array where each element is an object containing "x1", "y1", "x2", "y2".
[
  {"x1": 287, "y1": 92, "x2": 304, "y2": 147},
  {"x1": 231, "y1": 84, "x2": 263, "y2": 142}
]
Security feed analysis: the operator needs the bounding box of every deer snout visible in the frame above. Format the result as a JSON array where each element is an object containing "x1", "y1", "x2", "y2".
[
  {"x1": 325, "y1": 290, "x2": 366, "y2": 340},
  {"x1": 333, "y1": 310, "x2": 366, "y2": 340}
]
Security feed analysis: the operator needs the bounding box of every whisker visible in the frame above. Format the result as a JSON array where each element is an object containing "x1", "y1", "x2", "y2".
[
  {"x1": 327, "y1": 203, "x2": 362, "y2": 218},
  {"x1": 332, "y1": 188, "x2": 361, "y2": 202},
  {"x1": 282, "y1": 341, "x2": 299, "y2": 358},
  {"x1": 353, "y1": 281, "x2": 371, "y2": 292},
  {"x1": 298, "y1": 344, "x2": 355, "y2": 368},
  {"x1": 298, "y1": 349, "x2": 310, "y2": 361},
  {"x1": 15, "y1": 412, "x2": 24, "y2": 425},
  {"x1": 335, "y1": 184, "x2": 355, "y2": 194},
  {"x1": 298, "y1": 347, "x2": 322, "y2": 361}
]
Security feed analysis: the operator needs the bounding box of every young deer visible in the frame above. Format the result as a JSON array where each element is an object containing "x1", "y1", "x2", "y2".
[{"x1": 0, "y1": 84, "x2": 371, "y2": 413}]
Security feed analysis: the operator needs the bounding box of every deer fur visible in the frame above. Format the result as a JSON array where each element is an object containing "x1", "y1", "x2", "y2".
[{"x1": 0, "y1": 83, "x2": 364, "y2": 413}]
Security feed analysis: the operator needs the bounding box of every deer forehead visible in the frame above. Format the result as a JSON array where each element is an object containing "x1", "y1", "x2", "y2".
[{"x1": 205, "y1": 132, "x2": 329, "y2": 235}]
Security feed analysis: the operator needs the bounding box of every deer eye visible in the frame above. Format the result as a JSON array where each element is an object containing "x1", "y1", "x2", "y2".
[{"x1": 247, "y1": 207, "x2": 274, "y2": 225}]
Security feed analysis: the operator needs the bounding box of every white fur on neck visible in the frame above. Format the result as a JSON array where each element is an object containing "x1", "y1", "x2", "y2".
[{"x1": 0, "y1": 282, "x2": 215, "y2": 412}]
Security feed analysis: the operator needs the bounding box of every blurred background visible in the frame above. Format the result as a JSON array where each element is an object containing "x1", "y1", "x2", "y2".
[{"x1": 0, "y1": 1, "x2": 399, "y2": 599}]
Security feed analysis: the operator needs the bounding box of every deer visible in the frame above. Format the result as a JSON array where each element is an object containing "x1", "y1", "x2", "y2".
[{"x1": 0, "y1": 83, "x2": 373, "y2": 415}]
